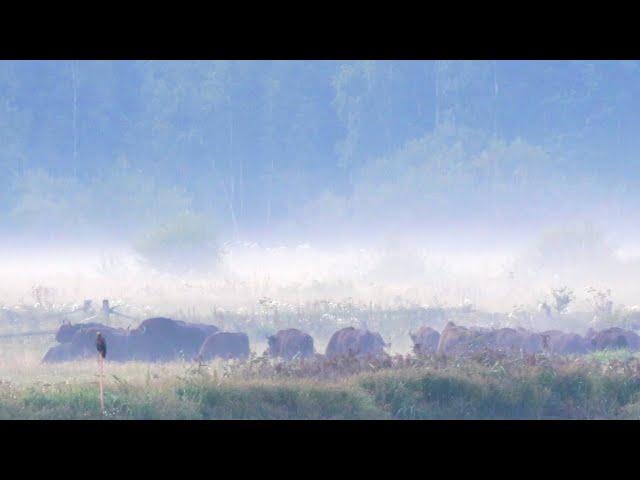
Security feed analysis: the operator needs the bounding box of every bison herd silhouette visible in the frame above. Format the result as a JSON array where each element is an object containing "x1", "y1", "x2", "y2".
[{"x1": 41, "y1": 316, "x2": 640, "y2": 364}]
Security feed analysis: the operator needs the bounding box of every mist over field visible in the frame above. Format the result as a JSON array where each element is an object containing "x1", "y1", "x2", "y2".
[{"x1": 1, "y1": 60, "x2": 639, "y2": 320}]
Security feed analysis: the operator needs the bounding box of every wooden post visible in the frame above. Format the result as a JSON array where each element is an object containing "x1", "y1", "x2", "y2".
[{"x1": 98, "y1": 354, "x2": 105, "y2": 414}]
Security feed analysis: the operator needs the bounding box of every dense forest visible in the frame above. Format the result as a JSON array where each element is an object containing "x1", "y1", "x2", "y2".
[{"x1": 0, "y1": 60, "x2": 638, "y2": 247}]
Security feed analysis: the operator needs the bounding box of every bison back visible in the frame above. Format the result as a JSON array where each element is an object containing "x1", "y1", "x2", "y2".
[
  {"x1": 410, "y1": 326, "x2": 440, "y2": 355},
  {"x1": 267, "y1": 328, "x2": 315, "y2": 360},
  {"x1": 325, "y1": 327, "x2": 386, "y2": 359},
  {"x1": 198, "y1": 332, "x2": 250, "y2": 361},
  {"x1": 129, "y1": 317, "x2": 218, "y2": 361}
]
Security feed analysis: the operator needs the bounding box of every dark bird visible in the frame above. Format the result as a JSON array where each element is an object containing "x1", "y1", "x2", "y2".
[{"x1": 96, "y1": 332, "x2": 107, "y2": 359}]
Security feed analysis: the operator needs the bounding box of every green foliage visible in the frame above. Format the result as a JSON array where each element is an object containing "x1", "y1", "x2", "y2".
[
  {"x1": 134, "y1": 212, "x2": 220, "y2": 273},
  {"x1": 341, "y1": 125, "x2": 565, "y2": 228},
  {"x1": 178, "y1": 379, "x2": 384, "y2": 420},
  {"x1": 551, "y1": 287, "x2": 575, "y2": 314},
  {"x1": 11, "y1": 169, "x2": 91, "y2": 228},
  {"x1": 9, "y1": 166, "x2": 193, "y2": 237}
]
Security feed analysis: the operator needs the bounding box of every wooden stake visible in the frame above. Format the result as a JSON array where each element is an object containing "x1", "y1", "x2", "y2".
[{"x1": 98, "y1": 354, "x2": 105, "y2": 414}]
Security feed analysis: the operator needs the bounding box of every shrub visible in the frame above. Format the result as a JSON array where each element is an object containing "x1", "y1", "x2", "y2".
[{"x1": 134, "y1": 212, "x2": 220, "y2": 273}]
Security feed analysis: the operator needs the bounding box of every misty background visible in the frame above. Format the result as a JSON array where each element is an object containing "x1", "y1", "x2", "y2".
[{"x1": 0, "y1": 60, "x2": 639, "y2": 317}]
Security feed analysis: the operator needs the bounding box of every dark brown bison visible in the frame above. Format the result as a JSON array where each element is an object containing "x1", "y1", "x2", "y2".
[
  {"x1": 586, "y1": 327, "x2": 640, "y2": 351},
  {"x1": 42, "y1": 342, "x2": 76, "y2": 363},
  {"x1": 197, "y1": 332, "x2": 250, "y2": 361},
  {"x1": 436, "y1": 322, "x2": 494, "y2": 356},
  {"x1": 490, "y1": 327, "x2": 544, "y2": 355},
  {"x1": 55, "y1": 321, "x2": 116, "y2": 343},
  {"x1": 541, "y1": 330, "x2": 590, "y2": 355},
  {"x1": 437, "y1": 323, "x2": 548, "y2": 357},
  {"x1": 325, "y1": 327, "x2": 388, "y2": 359},
  {"x1": 266, "y1": 328, "x2": 315, "y2": 360},
  {"x1": 43, "y1": 325, "x2": 131, "y2": 363},
  {"x1": 43, "y1": 317, "x2": 219, "y2": 363},
  {"x1": 127, "y1": 317, "x2": 219, "y2": 362},
  {"x1": 409, "y1": 326, "x2": 440, "y2": 355}
]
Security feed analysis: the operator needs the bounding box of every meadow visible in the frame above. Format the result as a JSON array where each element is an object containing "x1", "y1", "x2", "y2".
[{"x1": 2, "y1": 343, "x2": 640, "y2": 419}]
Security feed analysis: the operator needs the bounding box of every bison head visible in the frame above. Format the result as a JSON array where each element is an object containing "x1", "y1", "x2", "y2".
[{"x1": 55, "y1": 321, "x2": 77, "y2": 343}]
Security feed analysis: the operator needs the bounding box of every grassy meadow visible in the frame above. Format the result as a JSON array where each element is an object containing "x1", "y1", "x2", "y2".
[{"x1": 2, "y1": 345, "x2": 640, "y2": 419}]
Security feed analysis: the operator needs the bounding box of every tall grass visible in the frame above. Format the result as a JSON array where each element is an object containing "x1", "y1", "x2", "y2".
[{"x1": 2, "y1": 355, "x2": 640, "y2": 419}]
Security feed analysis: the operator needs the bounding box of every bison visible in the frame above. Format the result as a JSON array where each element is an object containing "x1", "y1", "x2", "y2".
[
  {"x1": 127, "y1": 317, "x2": 219, "y2": 362},
  {"x1": 43, "y1": 317, "x2": 220, "y2": 363},
  {"x1": 436, "y1": 322, "x2": 494, "y2": 356},
  {"x1": 43, "y1": 325, "x2": 131, "y2": 363},
  {"x1": 325, "y1": 327, "x2": 388, "y2": 360},
  {"x1": 266, "y1": 328, "x2": 315, "y2": 360},
  {"x1": 490, "y1": 327, "x2": 545, "y2": 355},
  {"x1": 437, "y1": 323, "x2": 549, "y2": 357},
  {"x1": 409, "y1": 326, "x2": 440, "y2": 356},
  {"x1": 586, "y1": 327, "x2": 640, "y2": 351},
  {"x1": 541, "y1": 330, "x2": 590, "y2": 355},
  {"x1": 42, "y1": 342, "x2": 76, "y2": 363},
  {"x1": 197, "y1": 332, "x2": 250, "y2": 361},
  {"x1": 55, "y1": 321, "x2": 118, "y2": 343}
]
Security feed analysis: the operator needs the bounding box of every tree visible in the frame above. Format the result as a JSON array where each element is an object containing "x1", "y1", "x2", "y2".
[
  {"x1": 551, "y1": 287, "x2": 574, "y2": 314},
  {"x1": 133, "y1": 212, "x2": 220, "y2": 273}
]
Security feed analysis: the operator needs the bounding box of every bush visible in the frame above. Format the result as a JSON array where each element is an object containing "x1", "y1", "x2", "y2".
[{"x1": 134, "y1": 212, "x2": 220, "y2": 273}]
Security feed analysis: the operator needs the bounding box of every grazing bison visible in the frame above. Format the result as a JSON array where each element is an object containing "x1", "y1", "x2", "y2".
[
  {"x1": 409, "y1": 326, "x2": 441, "y2": 355},
  {"x1": 43, "y1": 317, "x2": 219, "y2": 363},
  {"x1": 541, "y1": 330, "x2": 590, "y2": 355},
  {"x1": 43, "y1": 325, "x2": 131, "y2": 363},
  {"x1": 55, "y1": 321, "x2": 115, "y2": 343},
  {"x1": 325, "y1": 327, "x2": 388, "y2": 360},
  {"x1": 197, "y1": 332, "x2": 250, "y2": 361},
  {"x1": 490, "y1": 327, "x2": 545, "y2": 355},
  {"x1": 436, "y1": 322, "x2": 494, "y2": 356},
  {"x1": 42, "y1": 342, "x2": 76, "y2": 363},
  {"x1": 128, "y1": 317, "x2": 219, "y2": 362},
  {"x1": 586, "y1": 327, "x2": 640, "y2": 351},
  {"x1": 438, "y1": 323, "x2": 548, "y2": 357},
  {"x1": 266, "y1": 328, "x2": 315, "y2": 360}
]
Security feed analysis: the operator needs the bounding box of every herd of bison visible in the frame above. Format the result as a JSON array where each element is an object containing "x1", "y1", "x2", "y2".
[{"x1": 41, "y1": 316, "x2": 640, "y2": 364}]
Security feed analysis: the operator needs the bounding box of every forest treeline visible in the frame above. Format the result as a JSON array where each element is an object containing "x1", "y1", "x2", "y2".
[{"x1": 0, "y1": 60, "x2": 637, "y2": 244}]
